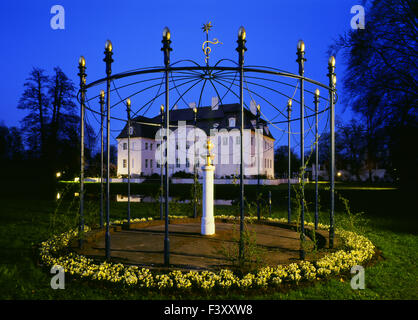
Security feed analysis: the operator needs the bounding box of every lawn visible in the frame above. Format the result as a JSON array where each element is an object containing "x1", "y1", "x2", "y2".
[{"x1": 0, "y1": 181, "x2": 417, "y2": 299}]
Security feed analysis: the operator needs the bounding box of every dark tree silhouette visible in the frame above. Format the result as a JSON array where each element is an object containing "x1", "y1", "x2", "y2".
[
  {"x1": 274, "y1": 145, "x2": 300, "y2": 178},
  {"x1": 330, "y1": 0, "x2": 418, "y2": 186},
  {"x1": 17, "y1": 67, "x2": 96, "y2": 184},
  {"x1": 17, "y1": 68, "x2": 49, "y2": 158}
]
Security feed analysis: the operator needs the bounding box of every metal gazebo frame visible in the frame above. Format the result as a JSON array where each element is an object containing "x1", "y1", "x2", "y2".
[{"x1": 77, "y1": 25, "x2": 337, "y2": 266}]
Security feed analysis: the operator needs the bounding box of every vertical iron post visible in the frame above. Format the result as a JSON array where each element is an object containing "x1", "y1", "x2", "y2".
[
  {"x1": 103, "y1": 40, "x2": 113, "y2": 260},
  {"x1": 297, "y1": 40, "x2": 306, "y2": 260},
  {"x1": 287, "y1": 99, "x2": 292, "y2": 224},
  {"x1": 236, "y1": 26, "x2": 247, "y2": 260},
  {"x1": 78, "y1": 56, "x2": 86, "y2": 249},
  {"x1": 160, "y1": 104, "x2": 164, "y2": 220},
  {"x1": 314, "y1": 89, "x2": 320, "y2": 230},
  {"x1": 328, "y1": 56, "x2": 336, "y2": 248},
  {"x1": 193, "y1": 107, "x2": 198, "y2": 219},
  {"x1": 99, "y1": 90, "x2": 105, "y2": 229},
  {"x1": 126, "y1": 98, "x2": 131, "y2": 228},
  {"x1": 162, "y1": 27, "x2": 172, "y2": 266},
  {"x1": 256, "y1": 104, "x2": 261, "y2": 220}
]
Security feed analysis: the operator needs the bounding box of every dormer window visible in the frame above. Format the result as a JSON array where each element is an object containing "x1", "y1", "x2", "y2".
[
  {"x1": 213, "y1": 123, "x2": 219, "y2": 129},
  {"x1": 128, "y1": 126, "x2": 134, "y2": 135},
  {"x1": 229, "y1": 117, "x2": 236, "y2": 127}
]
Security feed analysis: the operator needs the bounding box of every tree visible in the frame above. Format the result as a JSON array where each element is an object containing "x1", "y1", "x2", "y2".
[
  {"x1": 330, "y1": 0, "x2": 418, "y2": 186},
  {"x1": 274, "y1": 145, "x2": 300, "y2": 178},
  {"x1": 17, "y1": 67, "x2": 96, "y2": 180},
  {"x1": 47, "y1": 67, "x2": 77, "y2": 154},
  {"x1": 0, "y1": 123, "x2": 25, "y2": 161},
  {"x1": 17, "y1": 68, "x2": 49, "y2": 158},
  {"x1": 337, "y1": 119, "x2": 366, "y2": 181}
]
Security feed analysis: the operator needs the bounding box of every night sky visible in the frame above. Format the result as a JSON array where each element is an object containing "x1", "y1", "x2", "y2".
[{"x1": 0, "y1": 0, "x2": 361, "y2": 150}]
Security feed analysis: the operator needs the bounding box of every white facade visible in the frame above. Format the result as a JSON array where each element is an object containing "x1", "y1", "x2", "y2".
[{"x1": 117, "y1": 126, "x2": 275, "y2": 179}]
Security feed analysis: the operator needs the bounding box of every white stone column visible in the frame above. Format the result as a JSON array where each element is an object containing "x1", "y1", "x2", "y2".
[{"x1": 201, "y1": 164, "x2": 215, "y2": 235}]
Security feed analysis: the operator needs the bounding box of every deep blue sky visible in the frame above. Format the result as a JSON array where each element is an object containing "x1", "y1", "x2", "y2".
[{"x1": 0, "y1": 0, "x2": 361, "y2": 148}]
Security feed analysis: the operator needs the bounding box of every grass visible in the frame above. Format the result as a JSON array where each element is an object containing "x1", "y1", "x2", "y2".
[{"x1": 0, "y1": 181, "x2": 417, "y2": 299}]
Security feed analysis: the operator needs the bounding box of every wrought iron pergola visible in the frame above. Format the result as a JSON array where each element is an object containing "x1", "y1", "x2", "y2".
[{"x1": 77, "y1": 24, "x2": 337, "y2": 265}]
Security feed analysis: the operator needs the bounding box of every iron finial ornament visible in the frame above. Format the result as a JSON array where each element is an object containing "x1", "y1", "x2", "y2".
[
  {"x1": 287, "y1": 98, "x2": 292, "y2": 110},
  {"x1": 78, "y1": 56, "x2": 87, "y2": 87},
  {"x1": 297, "y1": 39, "x2": 305, "y2": 53},
  {"x1": 79, "y1": 56, "x2": 86, "y2": 67},
  {"x1": 103, "y1": 40, "x2": 114, "y2": 76},
  {"x1": 161, "y1": 27, "x2": 172, "y2": 67},
  {"x1": 201, "y1": 21, "x2": 222, "y2": 65},
  {"x1": 202, "y1": 21, "x2": 213, "y2": 34},
  {"x1": 105, "y1": 40, "x2": 113, "y2": 52},
  {"x1": 236, "y1": 26, "x2": 247, "y2": 66},
  {"x1": 329, "y1": 55, "x2": 336, "y2": 68},
  {"x1": 205, "y1": 138, "x2": 215, "y2": 166},
  {"x1": 296, "y1": 39, "x2": 306, "y2": 76},
  {"x1": 163, "y1": 27, "x2": 171, "y2": 41},
  {"x1": 238, "y1": 26, "x2": 246, "y2": 40},
  {"x1": 126, "y1": 98, "x2": 131, "y2": 112}
]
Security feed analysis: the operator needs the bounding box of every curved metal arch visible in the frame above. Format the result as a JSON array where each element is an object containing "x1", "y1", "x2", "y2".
[{"x1": 85, "y1": 64, "x2": 334, "y2": 92}]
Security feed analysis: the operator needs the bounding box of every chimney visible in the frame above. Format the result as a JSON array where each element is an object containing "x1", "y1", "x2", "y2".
[
  {"x1": 189, "y1": 102, "x2": 196, "y2": 109},
  {"x1": 250, "y1": 99, "x2": 257, "y2": 114},
  {"x1": 211, "y1": 96, "x2": 219, "y2": 110}
]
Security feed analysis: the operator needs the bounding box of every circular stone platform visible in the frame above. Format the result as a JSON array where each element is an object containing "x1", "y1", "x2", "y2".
[{"x1": 76, "y1": 219, "x2": 328, "y2": 271}]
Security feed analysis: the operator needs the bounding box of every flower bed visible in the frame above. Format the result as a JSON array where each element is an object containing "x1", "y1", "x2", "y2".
[{"x1": 39, "y1": 216, "x2": 375, "y2": 291}]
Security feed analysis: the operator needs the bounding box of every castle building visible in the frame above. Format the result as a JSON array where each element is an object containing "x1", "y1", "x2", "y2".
[{"x1": 116, "y1": 100, "x2": 275, "y2": 179}]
